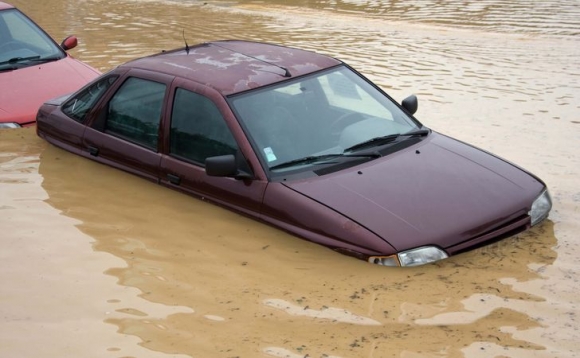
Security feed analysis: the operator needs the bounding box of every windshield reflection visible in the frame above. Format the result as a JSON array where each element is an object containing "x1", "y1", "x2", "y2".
[
  {"x1": 0, "y1": 8, "x2": 64, "y2": 67},
  {"x1": 230, "y1": 66, "x2": 418, "y2": 172}
]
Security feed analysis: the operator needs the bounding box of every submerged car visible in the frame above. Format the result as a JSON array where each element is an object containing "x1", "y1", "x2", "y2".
[
  {"x1": 0, "y1": 1, "x2": 100, "y2": 128},
  {"x1": 36, "y1": 40, "x2": 552, "y2": 266}
]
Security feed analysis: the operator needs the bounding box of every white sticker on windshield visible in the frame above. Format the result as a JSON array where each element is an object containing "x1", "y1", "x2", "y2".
[{"x1": 264, "y1": 147, "x2": 277, "y2": 162}]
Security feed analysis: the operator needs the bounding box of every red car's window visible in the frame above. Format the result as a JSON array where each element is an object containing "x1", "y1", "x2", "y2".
[
  {"x1": 169, "y1": 88, "x2": 237, "y2": 165},
  {"x1": 105, "y1": 77, "x2": 166, "y2": 150},
  {"x1": 0, "y1": 9, "x2": 63, "y2": 63}
]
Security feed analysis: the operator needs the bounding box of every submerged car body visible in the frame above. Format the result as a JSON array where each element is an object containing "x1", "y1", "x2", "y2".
[
  {"x1": 36, "y1": 40, "x2": 551, "y2": 266},
  {"x1": 0, "y1": 2, "x2": 100, "y2": 128}
]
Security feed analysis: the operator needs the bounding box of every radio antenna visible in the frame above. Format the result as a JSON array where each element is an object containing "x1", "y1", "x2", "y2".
[
  {"x1": 212, "y1": 42, "x2": 291, "y2": 77},
  {"x1": 182, "y1": 30, "x2": 190, "y2": 54}
]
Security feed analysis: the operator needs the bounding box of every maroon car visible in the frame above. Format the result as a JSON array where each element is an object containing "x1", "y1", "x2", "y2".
[
  {"x1": 36, "y1": 40, "x2": 551, "y2": 266},
  {"x1": 0, "y1": 2, "x2": 100, "y2": 128}
]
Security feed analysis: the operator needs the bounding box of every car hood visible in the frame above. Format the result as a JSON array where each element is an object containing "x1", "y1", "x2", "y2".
[
  {"x1": 283, "y1": 133, "x2": 544, "y2": 252},
  {"x1": 0, "y1": 56, "x2": 99, "y2": 125}
]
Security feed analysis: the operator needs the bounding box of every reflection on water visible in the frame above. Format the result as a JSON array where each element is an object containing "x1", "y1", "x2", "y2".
[
  {"x1": 0, "y1": 130, "x2": 192, "y2": 358},
  {"x1": 235, "y1": 0, "x2": 580, "y2": 36},
  {"x1": 3, "y1": 0, "x2": 580, "y2": 357},
  {"x1": 263, "y1": 298, "x2": 382, "y2": 325},
  {"x1": 12, "y1": 130, "x2": 563, "y2": 357}
]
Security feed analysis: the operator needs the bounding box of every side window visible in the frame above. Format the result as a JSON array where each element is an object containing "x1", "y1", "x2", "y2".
[
  {"x1": 105, "y1": 77, "x2": 166, "y2": 150},
  {"x1": 62, "y1": 76, "x2": 118, "y2": 123},
  {"x1": 170, "y1": 88, "x2": 237, "y2": 165}
]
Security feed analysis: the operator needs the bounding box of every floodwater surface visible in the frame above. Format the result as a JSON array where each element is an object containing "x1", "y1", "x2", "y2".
[{"x1": 1, "y1": 1, "x2": 580, "y2": 357}]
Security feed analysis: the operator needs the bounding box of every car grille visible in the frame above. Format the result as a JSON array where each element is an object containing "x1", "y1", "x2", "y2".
[{"x1": 446, "y1": 214, "x2": 531, "y2": 255}]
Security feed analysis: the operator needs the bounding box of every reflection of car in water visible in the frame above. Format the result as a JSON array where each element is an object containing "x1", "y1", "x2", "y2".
[
  {"x1": 0, "y1": 1, "x2": 100, "y2": 128},
  {"x1": 36, "y1": 40, "x2": 552, "y2": 266}
]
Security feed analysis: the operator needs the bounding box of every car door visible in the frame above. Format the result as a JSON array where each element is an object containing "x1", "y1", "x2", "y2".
[
  {"x1": 159, "y1": 80, "x2": 267, "y2": 216},
  {"x1": 82, "y1": 69, "x2": 173, "y2": 182}
]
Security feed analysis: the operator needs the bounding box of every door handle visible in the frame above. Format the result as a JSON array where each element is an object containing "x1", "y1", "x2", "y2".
[
  {"x1": 167, "y1": 173, "x2": 181, "y2": 185},
  {"x1": 88, "y1": 146, "x2": 99, "y2": 156}
]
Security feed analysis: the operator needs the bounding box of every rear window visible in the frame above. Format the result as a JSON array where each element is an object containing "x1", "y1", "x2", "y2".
[{"x1": 62, "y1": 76, "x2": 118, "y2": 123}]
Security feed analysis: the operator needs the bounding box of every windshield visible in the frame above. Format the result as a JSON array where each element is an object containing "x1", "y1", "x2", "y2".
[
  {"x1": 0, "y1": 8, "x2": 64, "y2": 68},
  {"x1": 230, "y1": 66, "x2": 420, "y2": 172}
]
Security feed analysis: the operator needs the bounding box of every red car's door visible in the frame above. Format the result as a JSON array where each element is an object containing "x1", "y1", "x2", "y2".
[
  {"x1": 82, "y1": 71, "x2": 173, "y2": 182},
  {"x1": 158, "y1": 82, "x2": 267, "y2": 216}
]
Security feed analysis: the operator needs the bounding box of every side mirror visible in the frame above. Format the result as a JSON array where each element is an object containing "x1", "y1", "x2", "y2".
[
  {"x1": 205, "y1": 154, "x2": 253, "y2": 179},
  {"x1": 401, "y1": 94, "x2": 418, "y2": 115},
  {"x1": 61, "y1": 35, "x2": 78, "y2": 51}
]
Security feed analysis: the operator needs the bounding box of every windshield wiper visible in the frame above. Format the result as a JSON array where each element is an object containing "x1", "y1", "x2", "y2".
[
  {"x1": 0, "y1": 66, "x2": 16, "y2": 72},
  {"x1": 344, "y1": 128, "x2": 430, "y2": 153},
  {"x1": 269, "y1": 153, "x2": 380, "y2": 171},
  {"x1": 26, "y1": 55, "x2": 62, "y2": 63},
  {"x1": 0, "y1": 55, "x2": 41, "y2": 65},
  {"x1": 0, "y1": 55, "x2": 62, "y2": 68}
]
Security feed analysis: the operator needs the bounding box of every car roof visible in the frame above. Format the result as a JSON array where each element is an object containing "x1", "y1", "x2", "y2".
[
  {"x1": 120, "y1": 40, "x2": 342, "y2": 96},
  {"x1": 0, "y1": 2, "x2": 14, "y2": 10}
]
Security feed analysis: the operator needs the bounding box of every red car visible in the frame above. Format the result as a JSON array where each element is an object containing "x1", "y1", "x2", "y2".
[
  {"x1": 0, "y1": 2, "x2": 100, "y2": 128},
  {"x1": 36, "y1": 40, "x2": 552, "y2": 266}
]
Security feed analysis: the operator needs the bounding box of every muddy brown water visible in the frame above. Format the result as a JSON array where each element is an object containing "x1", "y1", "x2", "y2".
[{"x1": 1, "y1": 1, "x2": 580, "y2": 357}]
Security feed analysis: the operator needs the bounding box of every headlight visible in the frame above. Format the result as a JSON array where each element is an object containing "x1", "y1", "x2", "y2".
[
  {"x1": 369, "y1": 246, "x2": 448, "y2": 267},
  {"x1": 0, "y1": 122, "x2": 21, "y2": 129},
  {"x1": 529, "y1": 189, "x2": 552, "y2": 226},
  {"x1": 398, "y1": 246, "x2": 449, "y2": 266}
]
